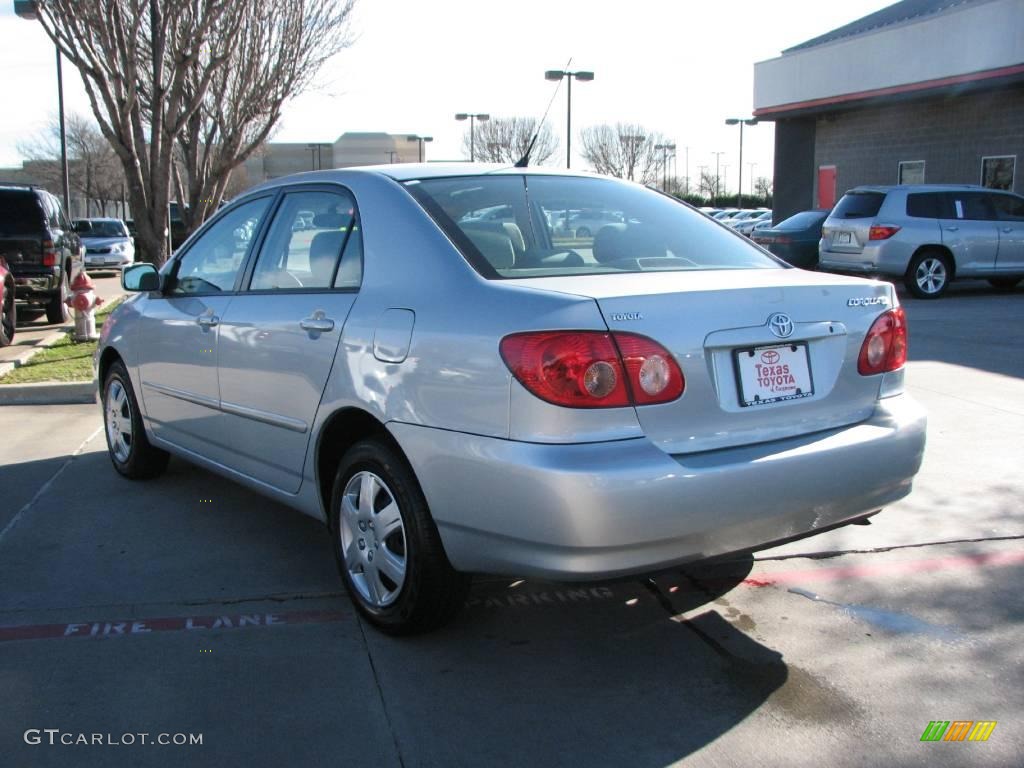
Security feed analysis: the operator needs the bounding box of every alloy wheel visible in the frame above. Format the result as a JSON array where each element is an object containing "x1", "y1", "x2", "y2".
[
  {"x1": 914, "y1": 257, "x2": 947, "y2": 295},
  {"x1": 339, "y1": 471, "x2": 407, "y2": 607},
  {"x1": 105, "y1": 379, "x2": 133, "y2": 463}
]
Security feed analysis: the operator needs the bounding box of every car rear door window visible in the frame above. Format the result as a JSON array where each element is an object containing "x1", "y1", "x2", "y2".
[
  {"x1": 249, "y1": 189, "x2": 360, "y2": 291},
  {"x1": 831, "y1": 192, "x2": 885, "y2": 219},
  {"x1": 169, "y1": 197, "x2": 270, "y2": 295}
]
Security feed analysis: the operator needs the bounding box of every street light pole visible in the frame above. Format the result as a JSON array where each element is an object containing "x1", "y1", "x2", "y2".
[
  {"x1": 725, "y1": 117, "x2": 758, "y2": 208},
  {"x1": 545, "y1": 69, "x2": 594, "y2": 169},
  {"x1": 654, "y1": 143, "x2": 676, "y2": 192},
  {"x1": 407, "y1": 135, "x2": 433, "y2": 162},
  {"x1": 711, "y1": 152, "x2": 725, "y2": 206},
  {"x1": 455, "y1": 113, "x2": 490, "y2": 162},
  {"x1": 16, "y1": 1, "x2": 70, "y2": 213}
]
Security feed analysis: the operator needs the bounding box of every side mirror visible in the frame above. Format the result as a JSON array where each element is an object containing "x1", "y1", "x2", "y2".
[{"x1": 122, "y1": 263, "x2": 160, "y2": 292}]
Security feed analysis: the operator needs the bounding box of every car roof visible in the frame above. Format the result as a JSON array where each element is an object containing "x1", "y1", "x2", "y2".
[
  {"x1": 248, "y1": 163, "x2": 603, "y2": 195},
  {"x1": 845, "y1": 184, "x2": 988, "y2": 194},
  {"x1": 81, "y1": 217, "x2": 124, "y2": 223}
]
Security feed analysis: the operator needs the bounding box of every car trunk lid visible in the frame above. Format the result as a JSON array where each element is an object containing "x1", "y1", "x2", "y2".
[{"x1": 518, "y1": 269, "x2": 895, "y2": 455}]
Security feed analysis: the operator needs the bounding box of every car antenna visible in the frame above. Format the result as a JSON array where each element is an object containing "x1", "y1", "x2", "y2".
[{"x1": 514, "y1": 56, "x2": 572, "y2": 168}]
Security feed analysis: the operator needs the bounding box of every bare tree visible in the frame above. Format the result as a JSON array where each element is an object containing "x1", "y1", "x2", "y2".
[
  {"x1": 754, "y1": 176, "x2": 773, "y2": 199},
  {"x1": 578, "y1": 123, "x2": 666, "y2": 184},
  {"x1": 17, "y1": 113, "x2": 125, "y2": 216},
  {"x1": 461, "y1": 117, "x2": 558, "y2": 165},
  {"x1": 173, "y1": 1, "x2": 355, "y2": 236},
  {"x1": 698, "y1": 169, "x2": 718, "y2": 202},
  {"x1": 33, "y1": 1, "x2": 252, "y2": 265}
]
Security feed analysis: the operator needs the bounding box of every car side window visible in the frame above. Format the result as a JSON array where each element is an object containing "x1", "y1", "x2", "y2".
[
  {"x1": 991, "y1": 194, "x2": 1024, "y2": 221},
  {"x1": 42, "y1": 194, "x2": 59, "y2": 229},
  {"x1": 954, "y1": 193, "x2": 996, "y2": 221},
  {"x1": 906, "y1": 192, "x2": 954, "y2": 219},
  {"x1": 249, "y1": 189, "x2": 360, "y2": 291},
  {"x1": 169, "y1": 197, "x2": 270, "y2": 295}
]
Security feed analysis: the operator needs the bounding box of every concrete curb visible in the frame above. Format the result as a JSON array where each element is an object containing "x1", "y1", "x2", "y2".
[
  {"x1": 0, "y1": 327, "x2": 72, "y2": 378},
  {"x1": 0, "y1": 380, "x2": 97, "y2": 406}
]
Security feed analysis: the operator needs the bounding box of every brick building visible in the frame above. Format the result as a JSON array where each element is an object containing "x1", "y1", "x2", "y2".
[{"x1": 754, "y1": 0, "x2": 1024, "y2": 222}]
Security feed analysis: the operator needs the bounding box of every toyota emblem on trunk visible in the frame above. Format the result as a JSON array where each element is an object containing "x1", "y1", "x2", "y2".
[{"x1": 767, "y1": 312, "x2": 794, "y2": 338}]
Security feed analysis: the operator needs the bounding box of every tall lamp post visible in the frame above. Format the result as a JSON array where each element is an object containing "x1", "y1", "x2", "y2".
[
  {"x1": 455, "y1": 113, "x2": 489, "y2": 162},
  {"x1": 725, "y1": 117, "x2": 758, "y2": 208},
  {"x1": 544, "y1": 69, "x2": 594, "y2": 169},
  {"x1": 407, "y1": 135, "x2": 433, "y2": 162},
  {"x1": 15, "y1": 1, "x2": 70, "y2": 214},
  {"x1": 654, "y1": 143, "x2": 676, "y2": 192},
  {"x1": 711, "y1": 151, "x2": 725, "y2": 206}
]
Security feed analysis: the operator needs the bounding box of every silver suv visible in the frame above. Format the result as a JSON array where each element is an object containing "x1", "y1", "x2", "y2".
[{"x1": 819, "y1": 185, "x2": 1024, "y2": 298}]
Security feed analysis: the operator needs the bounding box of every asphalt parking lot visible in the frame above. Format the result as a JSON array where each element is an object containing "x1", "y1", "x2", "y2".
[{"x1": 0, "y1": 280, "x2": 1021, "y2": 767}]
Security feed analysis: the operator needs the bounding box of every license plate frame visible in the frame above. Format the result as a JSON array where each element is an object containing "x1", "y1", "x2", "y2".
[{"x1": 733, "y1": 343, "x2": 814, "y2": 407}]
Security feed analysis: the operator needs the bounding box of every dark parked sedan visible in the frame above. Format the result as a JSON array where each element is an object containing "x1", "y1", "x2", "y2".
[{"x1": 751, "y1": 209, "x2": 829, "y2": 269}]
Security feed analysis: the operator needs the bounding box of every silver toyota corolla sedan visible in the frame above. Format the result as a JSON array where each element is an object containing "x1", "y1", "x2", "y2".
[{"x1": 97, "y1": 164, "x2": 927, "y2": 634}]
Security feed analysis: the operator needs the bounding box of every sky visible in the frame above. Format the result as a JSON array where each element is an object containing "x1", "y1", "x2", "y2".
[{"x1": 0, "y1": 0, "x2": 895, "y2": 195}]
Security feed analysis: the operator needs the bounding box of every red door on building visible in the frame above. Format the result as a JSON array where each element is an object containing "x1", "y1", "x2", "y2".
[{"x1": 817, "y1": 165, "x2": 837, "y2": 209}]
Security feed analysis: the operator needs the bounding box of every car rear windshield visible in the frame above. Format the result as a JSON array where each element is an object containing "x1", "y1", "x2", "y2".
[
  {"x1": 831, "y1": 192, "x2": 885, "y2": 220},
  {"x1": 84, "y1": 221, "x2": 128, "y2": 237},
  {"x1": 406, "y1": 175, "x2": 781, "y2": 279},
  {"x1": 0, "y1": 191, "x2": 45, "y2": 232},
  {"x1": 775, "y1": 210, "x2": 826, "y2": 230}
]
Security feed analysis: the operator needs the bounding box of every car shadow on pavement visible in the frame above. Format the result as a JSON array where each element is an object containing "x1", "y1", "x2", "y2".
[
  {"x1": 356, "y1": 559, "x2": 818, "y2": 767},
  {"x1": 0, "y1": 449, "x2": 811, "y2": 767}
]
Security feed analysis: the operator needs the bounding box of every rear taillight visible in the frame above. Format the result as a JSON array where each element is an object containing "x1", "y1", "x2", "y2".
[
  {"x1": 42, "y1": 239, "x2": 58, "y2": 267},
  {"x1": 774, "y1": 235, "x2": 791, "y2": 244},
  {"x1": 868, "y1": 225, "x2": 901, "y2": 240},
  {"x1": 858, "y1": 308, "x2": 907, "y2": 375},
  {"x1": 500, "y1": 331, "x2": 685, "y2": 408}
]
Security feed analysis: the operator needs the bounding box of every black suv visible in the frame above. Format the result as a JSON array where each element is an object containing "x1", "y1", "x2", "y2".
[{"x1": 0, "y1": 184, "x2": 83, "y2": 323}]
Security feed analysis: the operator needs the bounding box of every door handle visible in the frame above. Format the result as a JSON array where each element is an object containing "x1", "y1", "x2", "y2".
[
  {"x1": 300, "y1": 310, "x2": 335, "y2": 333},
  {"x1": 944, "y1": 226, "x2": 959, "y2": 232},
  {"x1": 1003, "y1": 227, "x2": 1014, "y2": 233},
  {"x1": 196, "y1": 315, "x2": 219, "y2": 329}
]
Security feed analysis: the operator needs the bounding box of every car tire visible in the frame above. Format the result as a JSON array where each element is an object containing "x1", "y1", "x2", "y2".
[
  {"x1": 987, "y1": 277, "x2": 1021, "y2": 291},
  {"x1": 45, "y1": 269, "x2": 70, "y2": 324},
  {"x1": 904, "y1": 250, "x2": 952, "y2": 299},
  {"x1": 0, "y1": 280, "x2": 14, "y2": 347},
  {"x1": 575, "y1": 226, "x2": 591, "y2": 238},
  {"x1": 102, "y1": 361, "x2": 170, "y2": 479},
  {"x1": 329, "y1": 437, "x2": 469, "y2": 635}
]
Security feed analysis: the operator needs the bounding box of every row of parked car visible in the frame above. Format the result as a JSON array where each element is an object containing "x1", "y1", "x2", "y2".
[
  {"x1": 705, "y1": 184, "x2": 1024, "y2": 298},
  {"x1": 0, "y1": 182, "x2": 143, "y2": 346}
]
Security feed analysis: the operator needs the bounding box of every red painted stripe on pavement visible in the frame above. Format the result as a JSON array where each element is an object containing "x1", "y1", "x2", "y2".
[
  {"x1": 0, "y1": 609, "x2": 347, "y2": 643},
  {"x1": 742, "y1": 549, "x2": 1024, "y2": 588}
]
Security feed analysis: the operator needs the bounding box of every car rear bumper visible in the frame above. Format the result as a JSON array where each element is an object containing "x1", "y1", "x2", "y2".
[
  {"x1": 391, "y1": 393, "x2": 927, "y2": 579},
  {"x1": 13, "y1": 272, "x2": 59, "y2": 299},
  {"x1": 819, "y1": 241, "x2": 912, "y2": 277}
]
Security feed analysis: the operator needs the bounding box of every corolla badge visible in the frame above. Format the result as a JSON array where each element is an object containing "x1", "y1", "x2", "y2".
[
  {"x1": 767, "y1": 312, "x2": 794, "y2": 339},
  {"x1": 847, "y1": 296, "x2": 890, "y2": 307}
]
